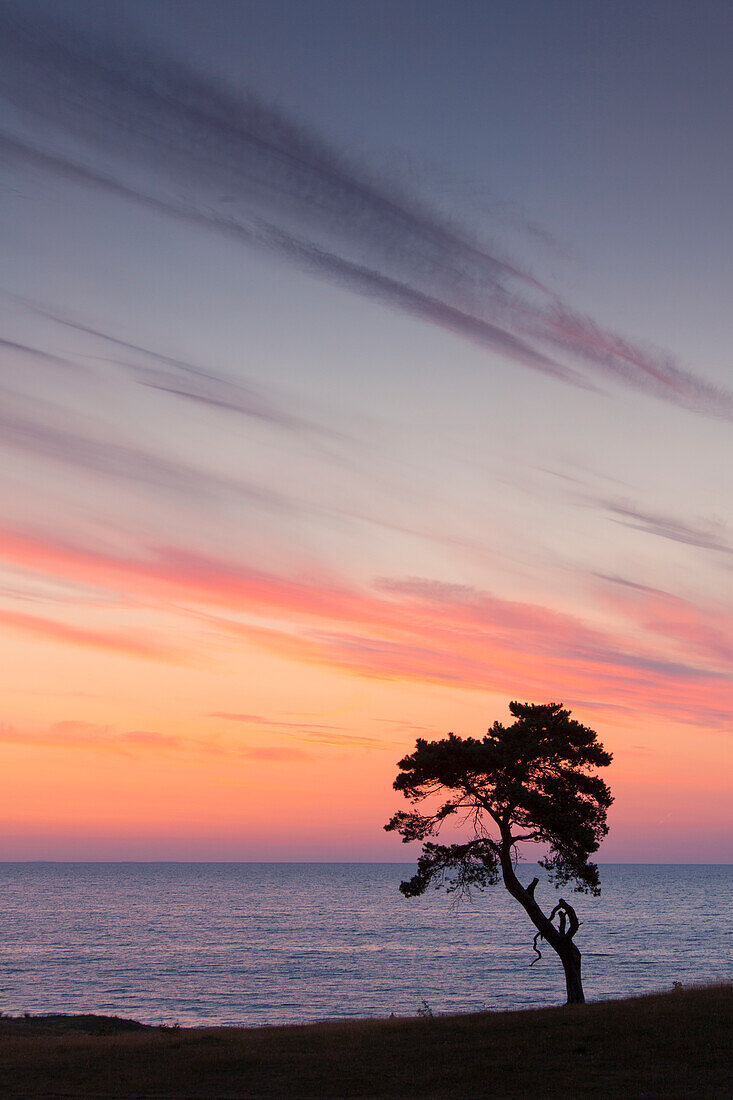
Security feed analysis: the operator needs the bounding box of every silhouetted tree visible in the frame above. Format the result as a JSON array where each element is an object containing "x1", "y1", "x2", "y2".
[{"x1": 385, "y1": 701, "x2": 613, "y2": 1004}]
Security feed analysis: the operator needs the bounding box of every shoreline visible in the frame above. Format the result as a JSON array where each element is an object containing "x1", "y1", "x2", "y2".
[{"x1": 0, "y1": 979, "x2": 727, "y2": 1033}]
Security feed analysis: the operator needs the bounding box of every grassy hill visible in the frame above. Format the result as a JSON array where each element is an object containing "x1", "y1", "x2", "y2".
[{"x1": 0, "y1": 984, "x2": 730, "y2": 1098}]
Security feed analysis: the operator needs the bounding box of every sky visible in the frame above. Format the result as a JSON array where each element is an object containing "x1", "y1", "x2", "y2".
[{"x1": 0, "y1": 0, "x2": 730, "y2": 861}]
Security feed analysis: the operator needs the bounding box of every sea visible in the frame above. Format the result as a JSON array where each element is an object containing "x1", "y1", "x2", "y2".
[{"x1": 0, "y1": 863, "x2": 730, "y2": 1027}]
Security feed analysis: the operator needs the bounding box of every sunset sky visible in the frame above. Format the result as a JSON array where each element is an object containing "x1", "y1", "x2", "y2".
[{"x1": 0, "y1": 0, "x2": 730, "y2": 861}]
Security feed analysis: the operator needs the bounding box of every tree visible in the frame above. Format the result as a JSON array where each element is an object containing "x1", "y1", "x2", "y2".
[{"x1": 385, "y1": 701, "x2": 613, "y2": 1004}]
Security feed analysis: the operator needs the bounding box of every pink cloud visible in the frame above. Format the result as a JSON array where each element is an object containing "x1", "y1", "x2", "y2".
[
  {"x1": 1, "y1": 524, "x2": 730, "y2": 733},
  {"x1": 0, "y1": 607, "x2": 184, "y2": 662},
  {"x1": 595, "y1": 576, "x2": 733, "y2": 670},
  {"x1": 0, "y1": 720, "x2": 309, "y2": 761}
]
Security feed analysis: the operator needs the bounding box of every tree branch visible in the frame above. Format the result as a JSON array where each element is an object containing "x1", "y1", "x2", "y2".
[
  {"x1": 560, "y1": 898, "x2": 581, "y2": 940},
  {"x1": 548, "y1": 898, "x2": 582, "y2": 941},
  {"x1": 530, "y1": 931, "x2": 543, "y2": 966},
  {"x1": 462, "y1": 778, "x2": 504, "y2": 829}
]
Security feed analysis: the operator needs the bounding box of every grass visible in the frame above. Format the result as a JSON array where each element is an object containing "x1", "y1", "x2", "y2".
[{"x1": 0, "y1": 984, "x2": 730, "y2": 1098}]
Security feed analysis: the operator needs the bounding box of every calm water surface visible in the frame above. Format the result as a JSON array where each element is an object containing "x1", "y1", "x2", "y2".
[{"x1": 0, "y1": 863, "x2": 730, "y2": 1026}]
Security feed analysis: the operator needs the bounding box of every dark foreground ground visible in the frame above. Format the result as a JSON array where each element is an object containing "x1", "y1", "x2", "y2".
[{"x1": 0, "y1": 985, "x2": 730, "y2": 1099}]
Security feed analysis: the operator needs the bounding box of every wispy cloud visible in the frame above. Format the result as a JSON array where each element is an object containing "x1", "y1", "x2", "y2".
[
  {"x1": 0, "y1": 5, "x2": 729, "y2": 418},
  {"x1": 210, "y1": 712, "x2": 388, "y2": 748},
  {"x1": 218, "y1": 607, "x2": 733, "y2": 732},
  {"x1": 515, "y1": 304, "x2": 733, "y2": 418},
  {"x1": 14, "y1": 300, "x2": 316, "y2": 432},
  {"x1": 0, "y1": 389, "x2": 296, "y2": 509},
  {"x1": 0, "y1": 336, "x2": 84, "y2": 374},
  {"x1": 0, "y1": 607, "x2": 184, "y2": 663},
  {"x1": 0, "y1": 7, "x2": 533, "y2": 291},
  {"x1": 0, "y1": 719, "x2": 309, "y2": 760},
  {"x1": 0, "y1": 132, "x2": 572, "y2": 384},
  {"x1": 597, "y1": 499, "x2": 733, "y2": 556},
  {"x1": 1, "y1": 521, "x2": 730, "y2": 730},
  {"x1": 596, "y1": 573, "x2": 733, "y2": 670}
]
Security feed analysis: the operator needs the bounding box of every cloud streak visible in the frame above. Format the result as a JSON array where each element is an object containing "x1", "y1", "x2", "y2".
[
  {"x1": 0, "y1": 720, "x2": 309, "y2": 761},
  {"x1": 0, "y1": 5, "x2": 729, "y2": 418},
  {"x1": 0, "y1": 132, "x2": 572, "y2": 384},
  {"x1": 0, "y1": 337, "x2": 84, "y2": 375},
  {"x1": 17, "y1": 301, "x2": 316, "y2": 432},
  {"x1": 0, "y1": 607, "x2": 184, "y2": 663},
  {"x1": 216, "y1": 603, "x2": 733, "y2": 732},
  {"x1": 597, "y1": 499, "x2": 733, "y2": 556},
  {"x1": 0, "y1": 6, "x2": 533, "y2": 292},
  {"x1": 210, "y1": 713, "x2": 389, "y2": 748},
  {"x1": 0, "y1": 389, "x2": 296, "y2": 509},
  {"x1": 596, "y1": 574, "x2": 733, "y2": 670},
  {"x1": 1, "y1": 523, "x2": 729, "y2": 731}
]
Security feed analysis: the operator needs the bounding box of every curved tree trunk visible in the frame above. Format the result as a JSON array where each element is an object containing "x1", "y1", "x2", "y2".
[{"x1": 498, "y1": 844, "x2": 587, "y2": 1005}]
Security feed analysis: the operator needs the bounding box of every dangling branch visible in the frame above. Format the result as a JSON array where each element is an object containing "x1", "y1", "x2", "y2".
[{"x1": 530, "y1": 931, "x2": 543, "y2": 966}]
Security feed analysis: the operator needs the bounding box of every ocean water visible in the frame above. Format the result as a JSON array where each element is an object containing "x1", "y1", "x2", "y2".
[{"x1": 0, "y1": 863, "x2": 730, "y2": 1026}]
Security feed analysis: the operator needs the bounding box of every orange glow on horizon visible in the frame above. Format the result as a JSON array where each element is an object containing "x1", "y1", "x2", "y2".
[{"x1": 1, "y1": 518, "x2": 730, "y2": 861}]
